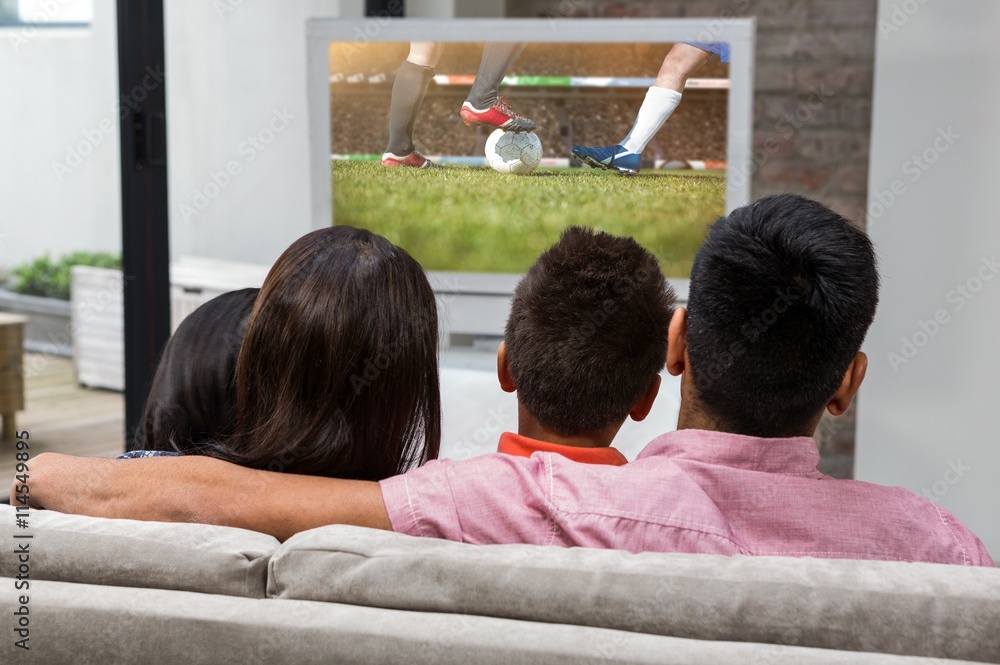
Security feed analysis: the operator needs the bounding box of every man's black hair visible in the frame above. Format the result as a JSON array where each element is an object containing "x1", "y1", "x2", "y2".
[
  {"x1": 505, "y1": 226, "x2": 676, "y2": 435},
  {"x1": 686, "y1": 194, "x2": 879, "y2": 437}
]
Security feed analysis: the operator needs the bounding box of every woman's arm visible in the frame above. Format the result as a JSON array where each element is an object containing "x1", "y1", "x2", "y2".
[{"x1": 10, "y1": 453, "x2": 391, "y2": 541}]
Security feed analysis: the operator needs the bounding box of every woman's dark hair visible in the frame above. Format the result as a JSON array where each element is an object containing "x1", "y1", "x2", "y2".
[
  {"x1": 138, "y1": 288, "x2": 258, "y2": 453},
  {"x1": 202, "y1": 226, "x2": 441, "y2": 480}
]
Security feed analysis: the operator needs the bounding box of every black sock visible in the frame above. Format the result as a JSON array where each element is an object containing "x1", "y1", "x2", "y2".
[
  {"x1": 386, "y1": 59, "x2": 435, "y2": 156},
  {"x1": 466, "y1": 43, "x2": 525, "y2": 110}
]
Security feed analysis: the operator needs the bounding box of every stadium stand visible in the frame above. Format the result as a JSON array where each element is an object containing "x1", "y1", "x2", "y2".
[
  {"x1": 332, "y1": 91, "x2": 726, "y2": 162},
  {"x1": 329, "y1": 42, "x2": 727, "y2": 164},
  {"x1": 330, "y1": 42, "x2": 729, "y2": 80}
]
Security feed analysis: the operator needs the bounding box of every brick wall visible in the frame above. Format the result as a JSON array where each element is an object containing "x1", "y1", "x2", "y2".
[{"x1": 505, "y1": 0, "x2": 878, "y2": 477}]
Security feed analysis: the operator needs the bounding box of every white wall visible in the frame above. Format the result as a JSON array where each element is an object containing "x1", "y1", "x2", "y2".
[
  {"x1": 0, "y1": 0, "x2": 369, "y2": 271},
  {"x1": 165, "y1": 0, "x2": 358, "y2": 266},
  {"x1": 856, "y1": 0, "x2": 1000, "y2": 558},
  {"x1": 0, "y1": 0, "x2": 502, "y2": 273},
  {"x1": 0, "y1": 0, "x2": 121, "y2": 270},
  {"x1": 164, "y1": 0, "x2": 502, "y2": 266}
]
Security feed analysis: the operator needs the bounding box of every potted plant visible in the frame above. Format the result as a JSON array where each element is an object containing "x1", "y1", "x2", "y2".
[
  {"x1": 70, "y1": 262, "x2": 126, "y2": 391},
  {"x1": 0, "y1": 253, "x2": 120, "y2": 358}
]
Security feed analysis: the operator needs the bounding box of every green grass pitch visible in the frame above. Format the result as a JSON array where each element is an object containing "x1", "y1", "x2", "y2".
[{"x1": 332, "y1": 161, "x2": 726, "y2": 277}]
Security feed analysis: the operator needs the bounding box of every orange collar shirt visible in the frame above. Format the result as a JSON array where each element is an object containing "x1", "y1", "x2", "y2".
[{"x1": 496, "y1": 432, "x2": 628, "y2": 466}]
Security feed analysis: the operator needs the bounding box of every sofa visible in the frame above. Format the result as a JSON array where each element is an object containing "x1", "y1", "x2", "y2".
[{"x1": 1, "y1": 503, "x2": 997, "y2": 664}]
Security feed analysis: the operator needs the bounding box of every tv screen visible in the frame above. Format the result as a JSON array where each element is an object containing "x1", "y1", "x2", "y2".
[
  {"x1": 308, "y1": 19, "x2": 754, "y2": 285},
  {"x1": 327, "y1": 39, "x2": 730, "y2": 278}
]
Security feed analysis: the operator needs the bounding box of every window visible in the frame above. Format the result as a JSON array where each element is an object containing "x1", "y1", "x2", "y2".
[{"x1": 0, "y1": 0, "x2": 93, "y2": 26}]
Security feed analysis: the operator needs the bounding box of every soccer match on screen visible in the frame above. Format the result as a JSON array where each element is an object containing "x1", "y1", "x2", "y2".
[{"x1": 329, "y1": 41, "x2": 729, "y2": 275}]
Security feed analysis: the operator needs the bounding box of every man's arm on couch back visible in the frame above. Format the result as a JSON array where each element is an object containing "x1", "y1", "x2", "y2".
[{"x1": 9, "y1": 453, "x2": 391, "y2": 541}]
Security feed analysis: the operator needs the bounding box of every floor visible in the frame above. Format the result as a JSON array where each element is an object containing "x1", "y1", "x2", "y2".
[
  {"x1": 1, "y1": 349, "x2": 685, "y2": 484},
  {"x1": 1, "y1": 354, "x2": 124, "y2": 484}
]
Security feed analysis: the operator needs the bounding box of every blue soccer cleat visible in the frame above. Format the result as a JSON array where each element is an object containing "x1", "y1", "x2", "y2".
[{"x1": 571, "y1": 144, "x2": 642, "y2": 175}]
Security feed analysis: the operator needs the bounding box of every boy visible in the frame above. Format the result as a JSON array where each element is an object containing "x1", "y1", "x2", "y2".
[{"x1": 494, "y1": 226, "x2": 674, "y2": 465}]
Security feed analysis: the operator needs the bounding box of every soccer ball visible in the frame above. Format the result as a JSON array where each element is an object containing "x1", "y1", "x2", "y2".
[{"x1": 484, "y1": 129, "x2": 542, "y2": 175}]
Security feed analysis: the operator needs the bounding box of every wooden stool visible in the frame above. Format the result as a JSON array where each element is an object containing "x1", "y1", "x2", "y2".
[{"x1": 0, "y1": 313, "x2": 29, "y2": 440}]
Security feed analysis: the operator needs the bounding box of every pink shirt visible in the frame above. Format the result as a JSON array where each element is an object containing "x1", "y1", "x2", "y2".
[{"x1": 380, "y1": 429, "x2": 994, "y2": 566}]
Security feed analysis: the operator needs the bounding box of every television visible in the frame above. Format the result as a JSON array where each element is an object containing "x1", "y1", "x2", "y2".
[{"x1": 307, "y1": 18, "x2": 755, "y2": 346}]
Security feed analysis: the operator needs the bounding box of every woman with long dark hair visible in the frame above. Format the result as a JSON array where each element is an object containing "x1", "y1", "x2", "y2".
[
  {"x1": 133, "y1": 288, "x2": 258, "y2": 453},
  {"x1": 127, "y1": 226, "x2": 441, "y2": 481}
]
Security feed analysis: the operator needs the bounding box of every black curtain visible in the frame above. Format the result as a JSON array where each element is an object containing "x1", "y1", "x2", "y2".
[{"x1": 116, "y1": 0, "x2": 171, "y2": 450}]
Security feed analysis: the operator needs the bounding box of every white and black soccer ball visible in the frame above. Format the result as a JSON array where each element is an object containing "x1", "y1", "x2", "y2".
[{"x1": 484, "y1": 129, "x2": 542, "y2": 175}]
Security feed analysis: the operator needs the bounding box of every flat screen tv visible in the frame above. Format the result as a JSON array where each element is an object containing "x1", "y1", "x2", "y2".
[{"x1": 307, "y1": 18, "x2": 755, "y2": 340}]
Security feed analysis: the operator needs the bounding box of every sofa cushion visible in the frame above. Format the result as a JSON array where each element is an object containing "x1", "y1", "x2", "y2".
[
  {"x1": 2, "y1": 578, "x2": 982, "y2": 665},
  {"x1": 0, "y1": 504, "x2": 278, "y2": 598},
  {"x1": 268, "y1": 525, "x2": 1000, "y2": 663}
]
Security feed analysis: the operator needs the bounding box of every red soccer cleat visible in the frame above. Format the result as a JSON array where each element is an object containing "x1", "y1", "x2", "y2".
[
  {"x1": 380, "y1": 151, "x2": 440, "y2": 169},
  {"x1": 460, "y1": 98, "x2": 537, "y2": 133}
]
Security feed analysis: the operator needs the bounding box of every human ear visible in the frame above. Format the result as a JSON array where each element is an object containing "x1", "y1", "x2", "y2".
[
  {"x1": 827, "y1": 352, "x2": 868, "y2": 416},
  {"x1": 497, "y1": 342, "x2": 517, "y2": 393},
  {"x1": 629, "y1": 375, "x2": 661, "y2": 422},
  {"x1": 666, "y1": 307, "x2": 688, "y2": 377}
]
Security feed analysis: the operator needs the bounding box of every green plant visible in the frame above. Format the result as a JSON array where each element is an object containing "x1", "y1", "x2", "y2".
[{"x1": 9, "y1": 252, "x2": 122, "y2": 301}]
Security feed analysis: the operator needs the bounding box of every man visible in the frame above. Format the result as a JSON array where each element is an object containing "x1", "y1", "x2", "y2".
[
  {"x1": 15, "y1": 195, "x2": 992, "y2": 566},
  {"x1": 572, "y1": 42, "x2": 728, "y2": 175},
  {"x1": 382, "y1": 42, "x2": 537, "y2": 168}
]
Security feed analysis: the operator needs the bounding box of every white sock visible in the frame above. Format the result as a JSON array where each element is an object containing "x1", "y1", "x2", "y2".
[{"x1": 620, "y1": 86, "x2": 683, "y2": 154}]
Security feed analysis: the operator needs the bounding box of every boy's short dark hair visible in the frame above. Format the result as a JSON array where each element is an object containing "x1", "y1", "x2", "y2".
[
  {"x1": 505, "y1": 226, "x2": 676, "y2": 435},
  {"x1": 687, "y1": 194, "x2": 879, "y2": 437}
]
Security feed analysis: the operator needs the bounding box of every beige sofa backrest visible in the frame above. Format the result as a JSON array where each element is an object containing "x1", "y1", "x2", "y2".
[
  {"x1": 268, "y1": 525, "x2": 1000, "y2": 664},
  {"x1": 4, "y1": 506, "x2": 998, "y2": 663},
  {"x1": 0, "y1": 505, "x2": 279, "y2": 598}
]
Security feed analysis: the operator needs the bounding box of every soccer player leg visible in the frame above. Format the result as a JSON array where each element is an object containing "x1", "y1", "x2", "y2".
[
  {"x1": 570, "y1": 144, "x2": 643, "y2": 175},
  {"x1": 572, "y1": 44, "x2": 708, "y2": 174},
  {"x1": 620, "y1": 44, "x2": 713, "y2": 157},
  {"x1": 460, "y1": 42, "x2": 537, "y2": 133},
  {"x1": 406, "y1": 41, "x2": 446, "y2": 69},
  {"x1": 615, "y1": 86, "x2": 682, "y2": 163},
  {"x1": 383, "y1": 42, "x2": 444, "y2": 168},
  {"x1": 680, "y1": 41, "x2": 730, "y2": 65}
]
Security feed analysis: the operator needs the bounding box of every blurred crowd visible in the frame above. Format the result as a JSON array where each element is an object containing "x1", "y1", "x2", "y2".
[
  {"x1": 329, "y1": 42, "x2": 729, "y2": 82},
  {"x1": 329, "y1": 41, "x2": 728, "y2": 162},
  {"x1": 331, "y1": 91, "x2": 727, "y2": 162},
  {"x1": 433, "y1": 42, "x2": 730, "y2": 79}
]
